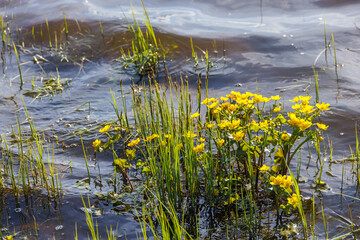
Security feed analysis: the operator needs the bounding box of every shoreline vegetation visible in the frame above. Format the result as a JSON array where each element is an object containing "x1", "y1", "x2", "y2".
[{"x1": 0, "y1": 1, "x2": 358, "y2": 239}]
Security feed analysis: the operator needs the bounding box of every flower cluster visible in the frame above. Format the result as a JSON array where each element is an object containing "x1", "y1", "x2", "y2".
[{"x1": 92, "y1": 90, "x2": 330, "y2": 214}]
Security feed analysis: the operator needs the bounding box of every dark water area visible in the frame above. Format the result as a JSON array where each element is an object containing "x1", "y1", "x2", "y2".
[{"x1": 1, "y1": 0, "x2": 360, "y2": 239}]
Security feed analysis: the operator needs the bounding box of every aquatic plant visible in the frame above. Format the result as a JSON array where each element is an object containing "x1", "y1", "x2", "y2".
[
  {"x1": 93, "y1": 76, "x2": 330, "y2": 238},
  {"x1": 0, "y1": 104, "x2": 62, "y2": 201},
  {"x1": 116, "y1": 1, "x2": 164, "y2": 76}
]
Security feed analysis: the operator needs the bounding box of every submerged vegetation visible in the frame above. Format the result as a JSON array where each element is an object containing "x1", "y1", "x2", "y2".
[{"x1": 1, "y1": 1, "x2": 360, "y2": 239}]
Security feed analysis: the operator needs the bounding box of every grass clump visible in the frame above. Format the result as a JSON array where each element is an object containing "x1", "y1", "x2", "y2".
[
  {"x1": 0, "y1": 105, "x2": 62, "y2": 201},
  {"x1": 116, "y1": 1, "x2": 164, "y2": 76},
  {"x1": 93, "y1": 77, "x2": 330, "y2": 238}
]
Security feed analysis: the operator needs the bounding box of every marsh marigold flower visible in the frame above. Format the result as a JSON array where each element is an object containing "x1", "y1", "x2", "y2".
[
  {"x1": 114, "y1": 158, "x2": 132, "y2": 168},
  {"x1": 99, "y1": 124, "x2": 111, "y2": 132},
  {"x1": 280, "y1": 176, "x2": 293, "y2": 188},
  {"x1": 287, "y1": 193, "x2": 299, "y2": 207},
  {"x1": 202, "y1": 98, "x2": 217, "y2": 105},
  {"x1": 259, "y1": 165, "x2": 270, "y2": 171},
  {"x1": 232, "y1": 131, "x2": 245, "y2": 141},
  {"x1": 184, "y1": 131, "x2": 197, "y2": 138},
  {"x1": 92, "y1": 139, "x2": 101, "y2": 148},
  {"x1": 208, "y1": 101, "x2": 219, "y2": 109},
  {"x1": 270, "y1": 175, "x2": 286, "y2": 186},
  {"x1": 217, "y1": 139, "x2": 225, "y2": 146},
  {"x1": 193, "y1": 143, "x2": 205, "y2": 152},
  {"x1": 316, "y1": 123, "x2": 329, "y2": 130},
  {"x1": 126, "y1": 149, "x2": 136, "y2": 159},
  {"x1": 281, "y1": 132, "x2": 290, "y2": 141},
  {"x1": 144, "y1": 134, "x2": 159, "y2": 142},
  {"x1": 273, "y1": 106, "x2": 281, "y2": 113},
  {"x1": 191, "y1": 112, "x2": 200, "y2": 118},
  {"x1": 316, "y1": 102, "x2": 330, "y2": 111},
  {"x1": 298, "y1": 120, "x2": 312, "y2": 131},
  {"x1": 205, "y1": 122, "x2": 216, "y2": 128},
  {"x1": 271, "y1": 95, "x2": 281, "y2": 101},
  {"x1": 128, "y1": 138, "x2": 140, "y2": 147}
]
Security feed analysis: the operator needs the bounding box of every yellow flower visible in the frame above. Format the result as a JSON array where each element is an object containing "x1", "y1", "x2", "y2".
[
  {"x1": 288, "y1": 113, "x2": 311, "y2": 130},
  {"x1": 217, "y1": 139, "x2": 225, "y2": 146},
  {"x1": 99, "y1": 124, "x2": 111, "y2": 132},
  {"x1": 142, "y1": 166, "x2": 151, "y2": 172},
  {"x1": 287, "y1": 193, "x2": 299, "y2": 207},
  {"x1": 299, "y1": 96, "x2": 311, "y2": 102},
  {"x1": 205, "y1": 122, "x2": 216, "y2": 128},
  {"x1": 271, "y1": 95, "x2": 281, "y2": 101},
  {"x1": 298, "y1": 120, "x2": 312, "y2": 131},
  {"x1": 202, "y1": 98, "x2": 217, "y2": 105},
  {"x1": 164, "y1": 134, "x2": 171, "y2": 139},
  {"x1": 292, "y1": 104, "x2": 301, "y2": 110},
  {"x1": 300, "y1": 105, "x2": 314, "y2": 114},
  {"x1": 5, "y1": 236, "x2": 13, "y2": 240},
  {"x1": 270, "y1": 175, "x2": 285, "y2": 186},
  {"x1": 184, "y1": 131, "x2": 197, "y2": 138},
  {"x1": 114, "y1": 127, "x2": 121, "y2": 131},
  {"x1": 193, "y1": 143, "x2": 205, "y2": 152},
  {"x1": 250, "y1": 120, "x2": 260, "y2": 132},
  {"x1": 228, "y1": 119, "x2": 241, "y2": 130},
  {"x1": 160, "y1": 140, "x2": 167, "y2": 146},
  {"x1": 92, "y1": 139, "x2": 101, "y2": 148},
  {"x1": 253, "y1": 94, "x2": 264, "y2": 103},
  {"x1": 218, "y1": 120, "x2": 229, "y2": 129},
  {"x1": 126, "y1": 149, "x2": 136, "y2": 159},
  {"x1": 212, "y1": 107, "x2": 222, "y2": 114},
  {"x1": 259, "y1": 165, "x2": 270, "y2": 171},
  {"x1": 191, "y1": 112, "x2": 200, "y2": 118},
  {"x1": 220, "y1": 97, "x2": 229, "y2": 101},
  {"x1": 280, "y1": 176, "x2": 293, "y2": 188},
  {"x1": 208, "y1": 101, "x2": 219, "y2": 109},
  {"x1": 144, "y1": 134, "x2": 159, "y2": 142},
  {"x1": 227, "y1": 104, "x2": 238, "y2": 112},
  {"x1": 317, "y1": 123, "x2": 329, "y2": 130},
  {"x1": 274, "y1": 148, "x2": 284, "y2": 163},
  {"x1": 259, "y1": 120, "x2": 269, "y2": 130},
  {"x1": 114, "y1": 158, "x2": 132, "y2": 168},
  {"x1": 128, "y1": 138, "x2": 140, "y2": 147},
  {"x1": 273, "y1": 106, "x2": 281, "y2": 113},
  {"x1": 281, "y1": 132, "x2": 290, "y2": 141},
  {"x1": 198, "y1": 137, "x2": 206, "y2": 143},
  {"x1": 316, "y1": 102, "x2": 330, "y2": 111},
  {"x1": 232, "y1": 131, "x2": 245, "y2": 141},
  {"x1": 290, "y1": 96, "x2": 300, "y2": 102}
]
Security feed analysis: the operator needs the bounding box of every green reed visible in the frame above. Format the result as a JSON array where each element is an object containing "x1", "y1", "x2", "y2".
[
  {"x1": 81, "y1": 195, "x2": 99, "y2": 240},
  {"x1": 45, "y1": 17, "x2": 52, "y2": 49},
  {"x1": 12, "y1": 41, "x2": 23, "y2": 88},
  {"x1": 0, "y1": 14, "x2": 5, "y2": 43},
  {"x1": 63, "y1": 8, "x2": 69, "y2": 42},
  {"x1": 98, "y1": 19, "x2": 104, "y2": 39}
]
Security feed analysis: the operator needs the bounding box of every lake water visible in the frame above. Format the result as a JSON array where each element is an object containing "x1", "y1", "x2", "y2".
[{"x1": 1, "y1": 0, "x2": 360, "y2": 239}]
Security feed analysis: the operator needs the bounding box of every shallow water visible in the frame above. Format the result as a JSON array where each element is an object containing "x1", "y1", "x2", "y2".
[{"x1": 1, "y1": 0, "x2": 360, "y2": 239}]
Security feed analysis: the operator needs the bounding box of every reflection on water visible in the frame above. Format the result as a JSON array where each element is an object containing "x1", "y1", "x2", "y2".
[{"x1": 1, "y1": 0, "x2": 360, "y2": 238}]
